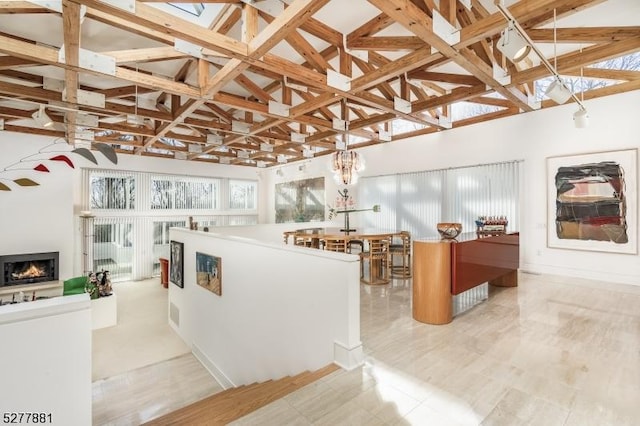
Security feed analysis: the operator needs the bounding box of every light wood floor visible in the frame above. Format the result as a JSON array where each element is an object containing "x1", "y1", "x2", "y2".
[{"x1": 94, "y1": 272, "x2": 640, "y2": 425}]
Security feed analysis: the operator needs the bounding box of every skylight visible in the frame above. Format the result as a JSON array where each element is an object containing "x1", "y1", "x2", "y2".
[{"x1": 168, "y1": 2, "x2": 204, "y2": 17}]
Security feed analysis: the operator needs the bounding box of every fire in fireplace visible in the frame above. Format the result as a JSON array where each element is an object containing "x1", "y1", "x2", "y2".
[
  {"x1": 0, "y1": 252, "x2": 59, "y2": 287},
  {"x1": 12, "y1": 262, "x2": 48, "y2": 280}
]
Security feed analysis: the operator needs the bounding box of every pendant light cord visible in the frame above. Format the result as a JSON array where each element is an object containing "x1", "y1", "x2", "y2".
[{"x1": 553, "y1": 9, "x2": 557, "y2": 73}]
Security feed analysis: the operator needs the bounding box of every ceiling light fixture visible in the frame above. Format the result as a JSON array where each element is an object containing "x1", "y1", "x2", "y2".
[
  {"x1": 32, "y1": 105, "x2": 54, "y2": 128},
  {"x1": 574, "y1": 48, "x2": 589, "y2": 128},
  {"x1": 330, "y1": 99, "x2": 364, "y2": 185},
  {"x1": 494, "y1": 1, "x2": 589, "y2": 127},
  {"x1": 545, "y1": 78, "x2": 572, "y2": 104},
  {"x1": 496, "y1": 21, "x2": 531, "y2": 63}
]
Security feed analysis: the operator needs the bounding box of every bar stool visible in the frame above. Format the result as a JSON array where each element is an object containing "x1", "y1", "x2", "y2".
[
  {"x1": 360, "y1": 238, "x2": 390, "y2": 285},
  {"x1": 390, "y1": 231, "x2": 411, "y2": 278}
]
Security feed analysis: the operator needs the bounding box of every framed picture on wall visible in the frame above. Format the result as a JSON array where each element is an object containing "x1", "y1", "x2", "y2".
[
  {"x1": 275, "y1": 177, "x2": 325, "y2": 223},
  {"x1": 170, "y1": 240, "x2": 184, "y2": 288},
  {"x1": 547, "y1": 148, "x2": 637, "y2": 254},
  {"x1": 196, "y1": 252, "x2": 222, "y2": 296}
]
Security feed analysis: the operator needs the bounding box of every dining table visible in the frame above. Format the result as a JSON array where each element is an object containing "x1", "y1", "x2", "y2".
[
  {"x1": 283, "y1": 227, "x2": 403, "y2": 284},
  {"x1": 284, "y1": 227, "x2": 399, "y2": 248}
]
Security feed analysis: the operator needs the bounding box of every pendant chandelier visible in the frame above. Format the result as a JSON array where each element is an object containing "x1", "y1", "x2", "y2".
[
  {"x1": 331, "y1": 107, "x2": 364, "y2": 185},
  {"x1": 331, "y1": 149, "x2": 363, "y2": 185}
]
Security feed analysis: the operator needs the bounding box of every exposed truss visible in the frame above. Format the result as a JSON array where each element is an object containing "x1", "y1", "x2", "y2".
[{"x1": 0, "y1": 0, "x2": 638, "y2": 167}]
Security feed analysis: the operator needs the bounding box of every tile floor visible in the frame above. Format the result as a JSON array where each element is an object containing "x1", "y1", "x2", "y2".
[
  {"x1": 94, "y1": 273, "x2": 640, "y2": 425},
  {"x1": 231, "y1": 273, "x2": 640, "y2": 425}
]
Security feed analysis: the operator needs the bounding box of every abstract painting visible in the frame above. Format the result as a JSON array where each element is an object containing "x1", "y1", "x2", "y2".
[
  {"x1": 547, "y1": 149, "x2": 637, "y2": 254},
  {"x1": 169, "y1": 240, "x2": 184, "y2": 288},
  {"x1": 196, "y1": 252, "x2": 221, "y2": 296}
]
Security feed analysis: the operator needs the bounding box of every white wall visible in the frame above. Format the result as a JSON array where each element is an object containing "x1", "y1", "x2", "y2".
[
  {"x1": 211, "y1": 220, "x2": 336, "y2": 244},
  {"x1": 261, "y1": 91, "x2": 640, "y2": 285},
  {"x1": 0, "y1": 130, "x2": 263, "y2": 279},
  {"x1": 0, "y1": 133, "x2": 75, "y2": 279},
  {"x1": 168, "y1": 228, "x2": 362, "y2": 387},
  {"x1": 0, "y1": 294, "x2": 92, "y2": 425}
]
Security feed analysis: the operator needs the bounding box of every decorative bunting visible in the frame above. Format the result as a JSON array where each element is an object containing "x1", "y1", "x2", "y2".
[
  {"x1": 72, "y1": 147, "x2": 98, "y2": 164},
  {"x1": 95, "y1": 143, "x2": 118, "y2": 164},
  {"x1": 0, "y1": 182, "x2": 10, "y2": 191},
  {"x1": 50, "y1": 155, "x2": 74, "y2": 168},
  {"x1": 34, "y1": 164, "x2": 50, "y2": 172},
  {"x1": 13, "y1": 178, "x2": 39, "y2": 187}
]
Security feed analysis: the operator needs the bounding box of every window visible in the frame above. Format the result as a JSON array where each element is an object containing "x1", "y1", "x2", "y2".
[
  {"x1": 90, "y1": 174, "x2": 135, "y2": 209},
  {"x1": 151, "y1": 179, "x2": 174, "y2": 209},
  {"x1": 83, "y1": 169, "x2": 257, "y2": 281},
  {"x1": 176, "y1": 180, "x2": 215, "y2": 209},
  {"x1": 94, "y1": 223, "x2": 132, "y2": 247},
  {"x1": 360, "y1": 161, "x2": 521, "y2": 238},
  {"x1": 229, "y1": 180, "x2": 257, "y2": 210},
  {"x1": 153, "y1": 221, "x2": 186, "y2": 245},
  {"x1": 94, "y1": 224, "x2": 114, "y2": 243},
  {"x1": 151, "y1": 176, "x2": 218, "y2": 210}
]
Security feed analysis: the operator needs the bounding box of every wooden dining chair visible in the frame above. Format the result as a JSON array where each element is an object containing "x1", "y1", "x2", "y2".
[
  {"x1": 347, "y1": 239, "x2": 364, "y2": 254},
  {"x1": 359, "y1": 238, "x2": 390, "y2": 285},
  {"x1": 324, "y1": 238, "x2": 348, "y2": 253},
  {"x1": 390, "y1": 231, "x2": 412, "y2": 278}
]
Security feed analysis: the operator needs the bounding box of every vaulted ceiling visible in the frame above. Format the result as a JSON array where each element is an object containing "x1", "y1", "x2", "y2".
[{"x1": 0, "y1": 0, "x2": 639, "y2": 167}]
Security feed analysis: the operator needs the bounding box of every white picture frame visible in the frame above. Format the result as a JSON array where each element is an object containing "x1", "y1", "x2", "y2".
[{"x1": 547, "y1": 148, "x2": 637, "y2": 254}]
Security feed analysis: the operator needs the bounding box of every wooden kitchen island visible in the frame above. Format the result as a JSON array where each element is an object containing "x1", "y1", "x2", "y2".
[{"x1": 413, "y1": 232, "x2": 519, "y2": 325}]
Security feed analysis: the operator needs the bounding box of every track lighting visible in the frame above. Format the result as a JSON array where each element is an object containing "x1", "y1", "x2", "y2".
[
  {"x1": 32, "y1": 105, "x2": 53, "y2": 128},
  {"x1": 545, "y1": 78, "x2": 572, "y2": 104},
  {"x1": 496, "y1": 22, "x2": 531, "y2": 63},
  {"x1": 494, "y1": 1, "x2": 589, "y2": 127},
  {"x1": 573, "y1": 108, "x2": 589, "y2": 128}
]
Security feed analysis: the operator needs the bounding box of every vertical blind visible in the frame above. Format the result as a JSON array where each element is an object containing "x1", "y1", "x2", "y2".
[
  {"x1": 81, "y1": 169, "x2": 258, "y2": 282},
  {"x1": 359, "y1": 161, "x2": 521, "y2": 238}
]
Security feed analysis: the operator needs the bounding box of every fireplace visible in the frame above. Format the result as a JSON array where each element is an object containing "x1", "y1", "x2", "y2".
[{"x1": 0, "y1": 252, "x2": 59, "y2": 287}]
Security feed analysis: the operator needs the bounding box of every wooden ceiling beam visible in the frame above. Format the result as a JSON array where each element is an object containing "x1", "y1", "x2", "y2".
[
  {"x1": 212, "y1": 4, "x2": 242, "y2": 34},
  {"x1": 76, "y1": 0, "x2": 248, "y2": 58},
  {"x1": 0, "y1": 56, "x2": 39, "y2": 69},
  {"x1": 346, "y1": 13, "x2": 394, "y2": 44},
  {"x1": 62, "y1": 0, "x2": 82, "y2": 144},
  {"x1": 259, "y1": 10, "x2": 333, "y2": 74},
  {"x1": 102, "y1": 47, "x2": 190, "y2": 64},
  {"x1": 540, "y1": 78, "x2": 640, "y2": 108},
  {"x1": 466, "y1": 96, "x2": 514, "y2": 108},
  {"x1": 511, "y1": 38, "x2": 640, "y2": 85},
  {"x1": 85, "y1": 7, "x2": 174, "y2": 45},
  {"x1": 563, "y1": 68, "x2": 640, "y2": 81},
  {"x1": 0, "y1": 1, "x2": 48, "y2": 14},
  {"x1": 347, "y1": 36, "x2": 426, "y2": 51},
  {"x1": 135, "y1": 0, "x2": 331, "y2": 158},
  {"x1": 527, "y1": 27, "x2": 640, "y2": 43},
  {"x1": 407, "y1": 70, "x2": 482, "y2": 86},
  {"x1": 0, "y1": 33, "x2": 203, "y2": 98},
  {"x1": 412, "y1": 84, "x2": 488, "y2": 112},
  {"x1": 459, "y1": 0, "x2": 604, "y2": 48},
  {"x1": 521, "y1": 0, "x2": 607, "y2": 30},
  {"x1": 368, "y1": 0, "x2": 532, "y2": 111}
]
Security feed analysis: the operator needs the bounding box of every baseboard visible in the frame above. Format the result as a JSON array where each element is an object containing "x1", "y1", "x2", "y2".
[
  {"x1": 521, "y1": 263, "x2": 640, "y2": 287},
  {"x1": 333, "y1": 340, "x2": 363, "y2": 371},
  {"x1": 192, "y1": 344, "x2": 236, "y2": 390}
]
